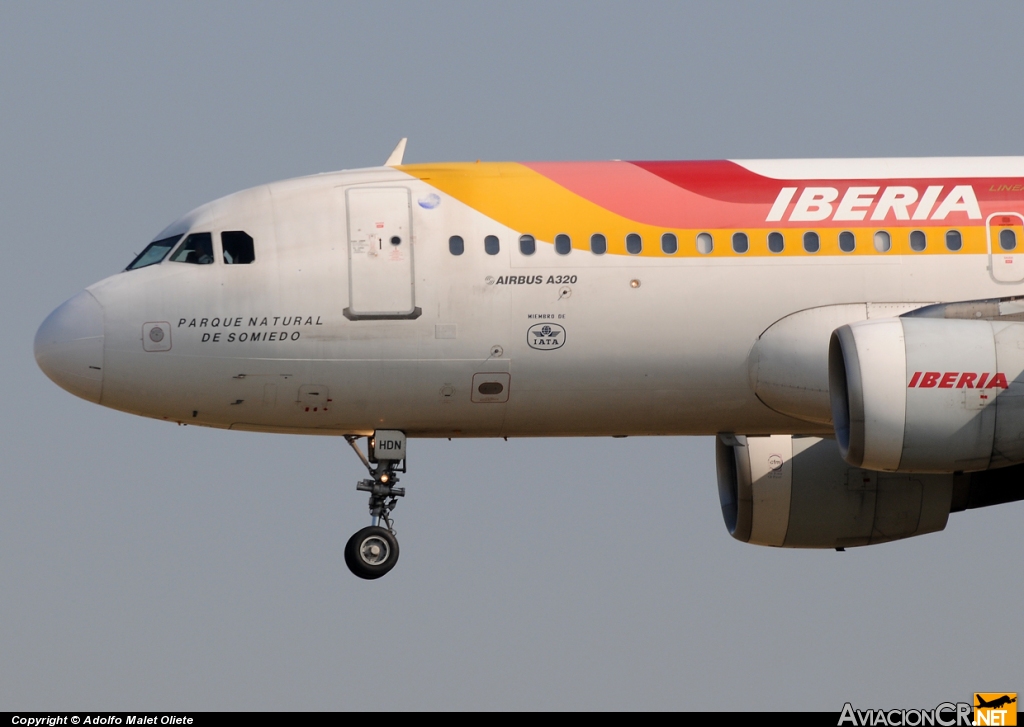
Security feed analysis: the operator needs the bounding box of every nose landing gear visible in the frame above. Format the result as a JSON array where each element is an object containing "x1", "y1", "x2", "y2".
[
  {"x1": 344, "y1": 431, "x2": 407, "y2": 580},
  {"x1": 344, "y1": 525, "x2": 399, "y2": 580}
]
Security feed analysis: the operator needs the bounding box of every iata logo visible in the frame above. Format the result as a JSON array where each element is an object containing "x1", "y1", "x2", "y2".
[
  {"x1": 907, "y1": 372, "x2": 1009, "y2": 389},
  {"x1": 527, "y1": 323, "x2": 565, "y2": 350},
  {"x1": 767, "y1": 185, "x2": 981, "y2": 223}
]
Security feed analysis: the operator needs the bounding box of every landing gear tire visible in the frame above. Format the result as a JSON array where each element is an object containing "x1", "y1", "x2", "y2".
[{"x1": 345, "y1": 526, "x2": 400, "y2": 580}]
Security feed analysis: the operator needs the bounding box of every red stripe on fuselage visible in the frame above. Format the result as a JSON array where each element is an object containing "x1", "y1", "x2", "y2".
[
  {"x1": 521, "y1": 160, "x2": 1024, "y2": 228},
  {"x1": 522, "y1": 161, "x2": 774, "y2": 228},
  {"x1": 630, "y1": 160, "x2": 782, "y2": 204}
]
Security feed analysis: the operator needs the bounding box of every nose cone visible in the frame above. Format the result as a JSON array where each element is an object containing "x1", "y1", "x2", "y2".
[{"x1": 35, "y1": 290, "x2": 105, "y2": 404}]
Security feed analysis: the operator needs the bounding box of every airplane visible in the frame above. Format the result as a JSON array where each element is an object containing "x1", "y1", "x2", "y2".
[
  {"x1": 34, "y1": 139, "x2": 1024, "y2": 579},
  {"x1": 976, "y1": 696, "x2": 1017, "y2": 710}
]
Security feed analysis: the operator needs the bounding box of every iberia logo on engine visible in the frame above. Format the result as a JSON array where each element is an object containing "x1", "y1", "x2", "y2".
[
  {"x1": 908, "y1": 372, "x2": 1009, "y2": 389},
  {"x1": 974, "y1": 693, "x2": 1017, "y2": 726}
]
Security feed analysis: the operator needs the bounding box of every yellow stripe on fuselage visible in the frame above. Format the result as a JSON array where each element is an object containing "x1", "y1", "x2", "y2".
[{"x1": 399, "y1": 163, "x2": 992, "y2": 257}]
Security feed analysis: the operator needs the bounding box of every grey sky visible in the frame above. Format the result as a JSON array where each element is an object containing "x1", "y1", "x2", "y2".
[{"x1": 2, "y1": 1, "x2": 1021, "y2": 710}]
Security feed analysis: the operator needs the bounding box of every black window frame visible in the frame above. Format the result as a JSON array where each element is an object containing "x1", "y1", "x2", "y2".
[
  {"x1": 625, "y1": 233, "x2": 643, "y2": 255},
  {"x1": 873, "y1": 230, "x2": 892, "y2": 253},
  {"x1": 909, "y1": 230, "x2": 927, "y2": 252},
  {"x1": 696, "y1": 232, "x2": 713, "y2": 254},
  {"x1": 125, "y1": 234, "x2": 183, "y2": 271},
  {"x1": 999, "y1": 228, "x2": 1017, "y2": 251},
  {"x1": 946, "y1": 229, "x2": 963, "y2": 251},
  {"x1": 732, "y1": 232, "x2": 749, "y2": 254},
  {"x1": 221, "y1": 230, "x2": 255, "y2": 265},
  {"x1": 838, "y1": 230, "x2": 856, "y2": 253},
  {"x1": 661, "y1": 232, "x2": 678, "y2": 255},
  {"x1": 554, "y1": 233, "x2": 572, "y2": 255},
  {"x1": 169, "y1": 232, "x2": 216, "y2": 265},
  {"x1": 803, "y1": 231, "x2": 820, "y2": 254}
]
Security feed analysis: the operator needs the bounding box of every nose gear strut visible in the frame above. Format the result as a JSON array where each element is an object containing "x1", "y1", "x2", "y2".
[
  {"x1": 344, "y1": 432, "x2": 407, "y2": 580},
  {"x1": 356, "y1": 461, "x2": 405, "y2": 532}
]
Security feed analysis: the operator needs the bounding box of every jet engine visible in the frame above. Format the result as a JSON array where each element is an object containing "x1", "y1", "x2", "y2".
[
  {"x1": 829, "y1": 316, "x2": 1024, "y2": 473},
  {"x1": 717, "y1": 434, "x2": 1024, "y2": 549}
]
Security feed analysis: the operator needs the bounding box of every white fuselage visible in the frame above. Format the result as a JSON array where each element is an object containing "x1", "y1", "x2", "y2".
[{"x1": 44, "y1": 162, "x2": 1024, "y2": 439}]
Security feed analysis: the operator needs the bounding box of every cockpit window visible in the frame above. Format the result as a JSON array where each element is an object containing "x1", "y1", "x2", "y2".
[
  {"x1": 126, "y1": 235, "x2": 182, "y2": 270},
  {"x1": 169, "y1": 233, "x2": 214, "y2": 264},
  {"x1": 222, "y1": 231, "x2": 255, "y2": 264}
]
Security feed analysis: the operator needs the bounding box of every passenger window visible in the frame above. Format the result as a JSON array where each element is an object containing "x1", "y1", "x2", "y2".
[
  {"x1": 732, "y1": 232, "x2": 748, "y2": 254},
  {"x1": 1000, "y1": 228, "x2": 1017, "y2": 251},
  {"x1": 946, "y1": 229, "x2": 963, "y2": 251},
  {"x1": 803, "y1": 231, "x2": 820, "y2": 253},
  {"x1": 909, "y1": 230, "x2": 927, "y2": 252},
  {"x1": 839, "y1": 231, "x2": 856, "y2": 253},
  {"x1": 222, "y1": 231, "x2": 255, "y2": 264},
  {"x1": 449, "y1": 235, "x2": 464, "y2": 256},
  {"x1": 626, "y1": 233, "x2": 642, "y2": 255},
  {"x1": 696, "y1": 232, "x2": 713, "y2": 254},
  {"x1": 519, "y1": 234, "x2": 535, "y2": 256},
  {"x1": 590, "y1": 233, "x2": 607, "y2": 255},
  {"x1": 555, "y1": 233, "x2": 572, "y2": 255},
  {"x1": 126, "y1": 234, "x2": 182, "y2": 270},
  {"x1": 873, "y1": 230, "x2": 891, "y2": 253},
  {"x1": 170, "y1": 232, "x2": 215, "y2": 264},
  {"x1": 485, "y1": 235, "x2": 500, "y2": 255},
  {"x1": 661, "y1": 232, "x2": 678, "y2": 254},
  {"x1": 768, "y1": 231, "x2": 784, "y2": 253}
]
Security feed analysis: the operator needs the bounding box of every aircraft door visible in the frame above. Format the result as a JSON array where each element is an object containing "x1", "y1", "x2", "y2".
[
  {"x1": 344, "y1": 186, "x2": 421, "y2": 319},
  {"x1": 987, "y1": 213, "x2": 1024, "y2": 283}
]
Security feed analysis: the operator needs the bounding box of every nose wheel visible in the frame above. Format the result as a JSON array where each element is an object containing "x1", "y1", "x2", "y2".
[
  {"x1": 344, "y1": 432, "x2": 407, "y2": 580},
  {"x1": 344, "y1": 526, "x2": 399, "y2": 580}
]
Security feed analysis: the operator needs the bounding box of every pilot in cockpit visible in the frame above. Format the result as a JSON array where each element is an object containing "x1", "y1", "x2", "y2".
[{"x1": 168, "y1": 232, "x2": 214, "y2": 265}]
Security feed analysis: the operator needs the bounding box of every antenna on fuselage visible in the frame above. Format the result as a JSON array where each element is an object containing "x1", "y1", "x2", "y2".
[{"x1": 384, "y1": 138, "x2": 407, "y2": 166}]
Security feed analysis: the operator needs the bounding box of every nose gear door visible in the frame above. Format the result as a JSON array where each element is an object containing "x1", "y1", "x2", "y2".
[
  {"x1": 344, "y1": 186, "x2": 421, "y2": 319},
  {"x1": 987, "y1": 212, "x2": 1024, "y2": 283}
]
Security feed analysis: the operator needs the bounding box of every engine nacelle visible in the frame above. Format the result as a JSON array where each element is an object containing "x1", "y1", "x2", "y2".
[
  {"x1": 716, "y1": 435, "x2": 953, "y2": 548},
  {"x1": 716, "y1": 436, "x2": 1024, "y2": 548},
  {"x1": 717, "y1": 434, "x2": 1024, "y2": 548},
  {"x1": 829, "y1": 317, "x2": 1024, "y2": 473},
  {"x1": 750, "y1": 303, "x2": 926, "y2": 425}
]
